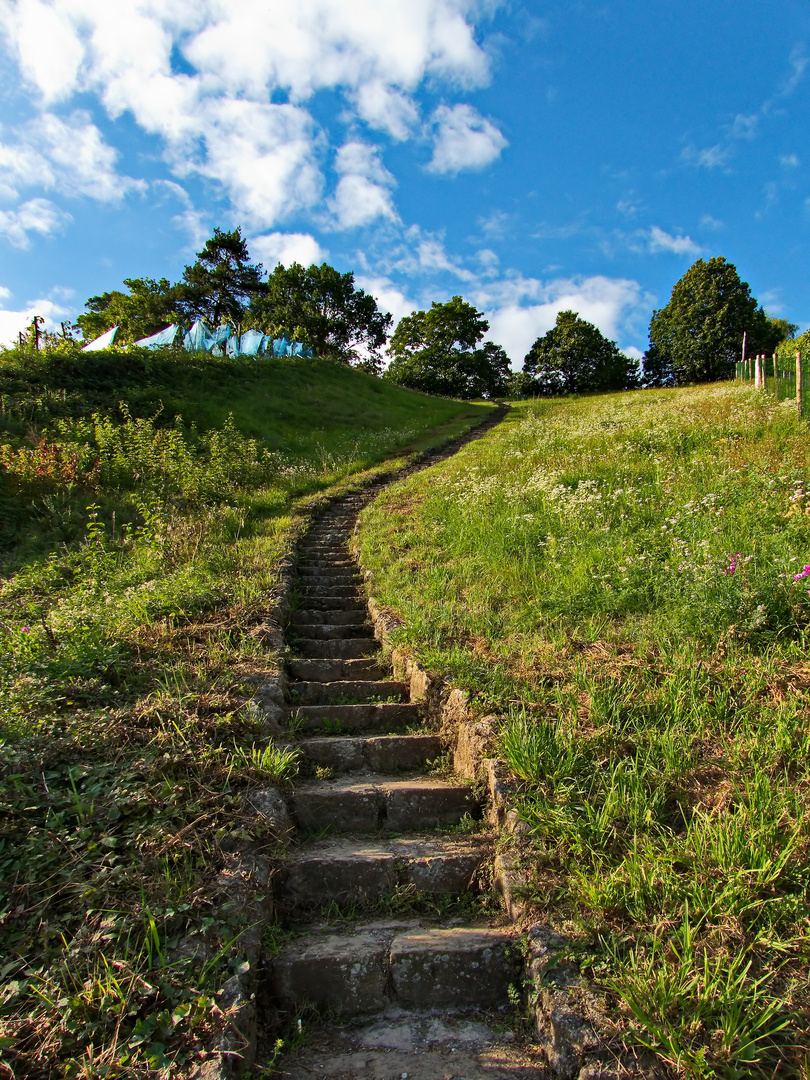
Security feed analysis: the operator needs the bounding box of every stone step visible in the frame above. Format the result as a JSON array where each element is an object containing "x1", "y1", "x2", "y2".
[
  {"x1": 296, "y1": 639, "x2": 379, "y2": 660},
  {"x1": 300, "y1": 584, "x2": 363, "y2": 599},
  {"x1": 296, "y1": 595, "x2": 364, "y2": 612},
  {"x1": 291, "y1": 622, "x2": 371, "y2": 640},
  {"x1": 285, "y1": 702, "x2": 420, "y2": 732},
  {"x1": 291, "y1": 680, "x2": 408, "y2": 706},
  {"x1": 278, "y1": 836, "x2": 490, "y2": 909},
  {"x1": 270, "y1": 922, "x2": 519, "y2": 1017},
  {"x1": 290, "y1": 608, "x2": 368, "y2": 627},
  {"x1": 296, "y1": 569, "x2": 362, "y2": 583},
  {"x1": 288, "y1": 658, "x2": 387, "y2": 682},
  {"x1": 291, "y1": 776, "x2": 478, "y2": 833},
  {"x1": 299, "y1": 733, "x2": 442, "y2": 773},
  {"x1": 299, "y1": 544, "x2": 351, "y2": 554}
]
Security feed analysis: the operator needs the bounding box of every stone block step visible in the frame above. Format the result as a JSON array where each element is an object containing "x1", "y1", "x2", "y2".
[
  {"x1": 296, "y1": 570, "x2": 362, "y2": 583},
  {"x1": 296, "y1": 595, "x2": 363, "y2": 612},
  {"x1": 288, "y1": 658, "x2": 387, "y2": 682},
  {"x1": 300, "y1": 584, "x2": 363, "y2": 599},
  {"x1": 296, "y1": 639, "x2": 379, "y2": 659},
  {"x1": 278, "y1": 836, "x2": 489, "y2": 909},
  {"x1": 285, "y1": 702, "x2": 420, "y2": 732},
  {"x1": 291, "y1": 680, "x2": 408, "y2": 706},
  {"x1": 270, "y1": 922, "x2": 518, "y2": 1017},
  {"x1": 290, "y1": 608, "x2": 368, "y2": 627},
  {"x1": 299, "y1": 733, "x2": 442, "y2": 773},
  {"x1": 291, "y1": 776, "x2": 478, "y2": 833},
  {"x1": 292, "y1": 622, "x2": 371, "y2": 640}
]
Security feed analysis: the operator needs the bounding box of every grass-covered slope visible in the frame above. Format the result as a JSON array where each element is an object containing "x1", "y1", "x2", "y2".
[
  {"x1": 0, "y1": 347, "x2": 480, "y2": 567},
  {"x1": 357, "y1": 384, "x2": 810, "y2": 1078},
  {"x1": 0, "y1": 346, "x2": 490, "y2": 1075}
]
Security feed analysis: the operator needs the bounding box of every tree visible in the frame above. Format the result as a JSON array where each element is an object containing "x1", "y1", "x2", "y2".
[
  {"x1": 250, "y1": 262, "x2": 391, "y2": 365},
  {"x1": 647, "y1": 256, "x2": 779, "y2": 386},
  {"x1": 77, "y1": 277, "x2": 182, "y2": 344},
  {"x1": 178, "y1": 227, "x2": 264, "y2": 328},
  {"x1": 522, "y1": 310, "x2": 638, "y2": 395},
  {"x1": 385, "y1": 296, "x2": 509, "y2": 398}
]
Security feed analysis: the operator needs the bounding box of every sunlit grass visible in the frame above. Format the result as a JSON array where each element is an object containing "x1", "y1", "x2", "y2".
[
  {"x1": 357, "y1": 384, "x2": 810, "y2": 1077},
  {"x1": 0, "y1": 346, "x2": 490, "y2": 1073}
]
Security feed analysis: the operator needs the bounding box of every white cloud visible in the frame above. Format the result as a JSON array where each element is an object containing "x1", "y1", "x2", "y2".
[
  {"x1": 0, "y1": 1, "x2": 503, "y2": 229},
  {"x1": 479, "y1": 275, "x2": 652, "y2": 365},
  {"x1": 188, "y1": 99, "x2": 323, "y2": 229},
  {"x1": 0, "y1": 290, "x2": 72, "y2": 346},
  {"x1": 355, "y1": 274, "x2": 418, "y2": 327},
  {"x1": 700, "y1": 214, "x2": 723, "y2": 231},
  {"x1": 647, "y1": 226, "x2": 701, "y2": 256},
  {"x1": 250, "y1": 231, "x2": 326, "y2": 268},
  {"x1": 352, "y1": 82, "x2": 419, "y2": 141},
  {"x1": 330, "y1": 142, "x2": 397, "y2": 229},
  {"x1": 0, "y1": 110, "x2": 144, "y2": 202},
  {"x1": 780, "y1": 153, "x2": 800, "y2": 167},
  {"x1": 428, "y1": 103, "x2": 507, "y2": 174},
  {"x1": 0, "y1": 197, "x2": 71, "y2": 248}
]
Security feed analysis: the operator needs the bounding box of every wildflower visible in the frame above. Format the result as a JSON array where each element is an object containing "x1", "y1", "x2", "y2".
[
  {"x1": 724, "y1": 553, "x2": 741, "y2": 575},
  {"x1": 794, "y1": 565, "x2": 810, "y2": 580},
  {"x1": 21, "y1": 626, "x2": 30, "y2": 632}
]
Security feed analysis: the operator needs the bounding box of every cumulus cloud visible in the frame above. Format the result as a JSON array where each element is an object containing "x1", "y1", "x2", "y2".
[
  {"x1": 479, "y1": 275, "x2": 652, "y2": 365},
  {"x1": 352, "y1": 82, "x2": 419, "y2": 141},
  {"x1": 0, "y1": 197, "x2": 71, "y2": 248},
  {"x1": 330, "y1": 142, "x2": 397, "y2": 229},
  {"x1": 0, "y1": 289, "x2": 72, "y2": 346},
  {"x1": 427, "y1": 103, "x2": 507, "y2": 174},
  {"x1": 647, "y1": 226, "x2": 701, "y2": 256},
  {"x1": 0, "y1": 110, "x2": 144, "y2": 203},
  {"x1": 250, "y1": 231, "x2": 326, "y2": 269},
  {"x1": 0, "y1": 1, "x2": 503, "y2": 229},
  {"x1": 355, "y1": 274, "x2": 418, "y2": 327}
]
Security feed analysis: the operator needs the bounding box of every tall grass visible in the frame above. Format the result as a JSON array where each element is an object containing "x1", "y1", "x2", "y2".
[
  {"x1": 357, "y1": 384, "x2": 810, "y2": 1077},
  {"x1": 0, "y1": 347, "x2": 490, "y2": 1073}
]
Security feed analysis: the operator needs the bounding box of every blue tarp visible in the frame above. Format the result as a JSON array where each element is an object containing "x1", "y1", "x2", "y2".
[
  {"x1": 183, "y1": 319, "x2": 213, "y2": 353},
  {"x1": 82, "y1": 321, "x2": 312, "y2": 357},
  {"x1": 82, "y1": 326, "x2": 118, "y2": 352},
  {"x1": 239, "y1": 329, "x2": 264, "y2": 356},
  {"x1": 135, "y1": 324, "x2": 180, "y2": 349}
]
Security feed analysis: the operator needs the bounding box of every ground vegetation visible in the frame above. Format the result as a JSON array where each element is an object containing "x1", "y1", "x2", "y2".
[
  {"x1": 358, "y1": 383, "x2": 810, "y2": 1078},
  {"x1": 0, "y1": 344, "x2": 488, "y2": 1074}
]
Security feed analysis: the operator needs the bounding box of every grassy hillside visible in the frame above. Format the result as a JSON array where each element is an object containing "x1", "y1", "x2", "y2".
[
  {"x1": 0, "y1": 346, "x2": 491, "y2": 1075},
  {"x1": 358, "y1": 384, "x2": 810, "y2": 1078}
]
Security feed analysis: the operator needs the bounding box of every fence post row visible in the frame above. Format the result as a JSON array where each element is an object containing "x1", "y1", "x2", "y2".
[{"x1": 798, "y1": 351, "x2": 803, "y2": 421}]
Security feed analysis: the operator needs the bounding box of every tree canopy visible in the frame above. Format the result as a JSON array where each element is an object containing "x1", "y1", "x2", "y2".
[
  {"x1": 76, "y1": 277, "x2": 182, "y2": 345},
  {"x1": 385, "y1": 296, "x2": 509, "y2": 398},
  {"x1": 177, "y1": 227, "x2": 264, "y2": 328},
  {"x1": 646, "y1": 256, "x2": 780, "y2": 386},
  {"x1": 521, "y1": 310, "x2": 638, "y2": 395},
  {"x1": 249, "y1": 262, "x2": 391, "y2": 367}
]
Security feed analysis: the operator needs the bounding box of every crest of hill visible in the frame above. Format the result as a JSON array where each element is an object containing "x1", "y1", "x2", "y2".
[{"x1": 0, "y1": 347, "x2": 480, "y2": 454}]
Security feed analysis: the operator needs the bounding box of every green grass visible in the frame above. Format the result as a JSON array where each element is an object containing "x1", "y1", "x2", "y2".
[
  {"x1": 357, "y1": 384, "x2": 810, "y2": 1078},
  {"x1": 0, "y1": 344, "x2": 490, "y2": 1075}
]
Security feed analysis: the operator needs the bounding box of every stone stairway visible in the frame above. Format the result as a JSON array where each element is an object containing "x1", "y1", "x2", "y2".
[{"x1": 259, "y1": 492, "x2": 539, "y2": 1078}]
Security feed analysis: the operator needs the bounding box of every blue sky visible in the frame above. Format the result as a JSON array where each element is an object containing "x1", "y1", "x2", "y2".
[{"x1": 0, "y1": 0, "x2": 808, "y2": 365}]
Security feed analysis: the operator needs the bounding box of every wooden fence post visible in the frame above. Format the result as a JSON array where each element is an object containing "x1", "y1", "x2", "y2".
[
  {"x1": 797, "y1": 351, "x2": 803, "y2": 420},
  {"x1": 755, "y1": 355, "x2": 762, "y2": 389}
]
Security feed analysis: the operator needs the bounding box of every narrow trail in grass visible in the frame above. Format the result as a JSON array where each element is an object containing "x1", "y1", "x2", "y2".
[{"x1": 256, "y1": 409, "x2": 546, "y2": 1078}]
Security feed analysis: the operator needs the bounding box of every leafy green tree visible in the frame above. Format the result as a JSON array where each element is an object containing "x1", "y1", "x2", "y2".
[
  {"x1": 250, "y1": 262, "x2": 391, "y2": 365},
  {"x1": 385, "y1": 296, "x2": 509, "y2": 398},
  {"x1": 522, "y1": 310, "x2": 638, "y2": 395},
  {"x1": 767, "y1": 315, "x2": 799, "y2": 345},
  {"x1": 77, "y1": 277, "x2": 182, "y2": 344},
  {"x1": 177, "y1": 227, "x2": 264, "y2": 329},
  {"x1": 647, "y1": 256, "x2": 779, "y2": 385}
]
